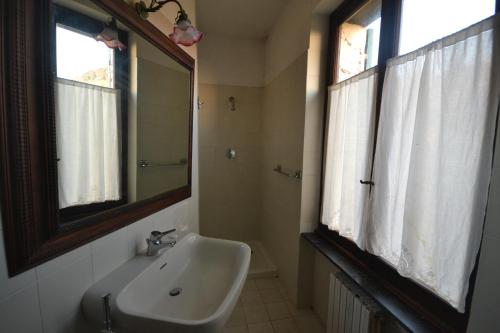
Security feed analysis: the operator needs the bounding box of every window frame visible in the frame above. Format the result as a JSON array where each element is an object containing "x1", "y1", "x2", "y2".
[
  {"x1": 318, "y1": 0, "x2": 500, "y2": 331},
  {"x1": 52, "y1": 4, "x2": 129, "y2": 223}
]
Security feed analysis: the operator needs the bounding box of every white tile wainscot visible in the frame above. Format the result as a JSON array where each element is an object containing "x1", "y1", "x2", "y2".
[{"x1": 0, "y1": 199, "x2": 195, "y2": 333}]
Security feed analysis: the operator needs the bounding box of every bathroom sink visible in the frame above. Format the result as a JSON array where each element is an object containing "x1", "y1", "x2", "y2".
[{"x1": 82, "y1": 233, "x2": 251, "y2": 333}]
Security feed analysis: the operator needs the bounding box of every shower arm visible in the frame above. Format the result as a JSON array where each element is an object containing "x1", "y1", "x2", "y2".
[{"x1": 229, "y1": 96, "x2": 236, "y2": 111}]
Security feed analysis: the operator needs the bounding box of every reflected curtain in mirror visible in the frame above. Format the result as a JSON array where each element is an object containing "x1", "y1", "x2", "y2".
[{"x1": 56, "y1": 78, "x2": 121, "y2": 208}]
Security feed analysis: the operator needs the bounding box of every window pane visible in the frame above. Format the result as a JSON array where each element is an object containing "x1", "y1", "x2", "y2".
[
  {"x1": 337, "y1": 0, "x2": 381, "y2": 83},
  {"x1": 399, "y1": 0, "x2": 496, "y2": 55},
  {"x1": 56, "y1": 25, "x2": 114, "y2": 88}
]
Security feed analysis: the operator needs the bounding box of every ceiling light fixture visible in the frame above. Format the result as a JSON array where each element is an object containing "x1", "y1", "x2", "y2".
[{"x1": 135, "y1": 0, "x2": 203, "y2": 46}]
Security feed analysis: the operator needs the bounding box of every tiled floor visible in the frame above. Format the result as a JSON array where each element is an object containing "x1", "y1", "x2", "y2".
[
  {"x1": 245, "y1": 241, "x2": 278, "y2": 279},
  {"x1": 224, "y1": 277, "x2": 325, "y2": 333}
]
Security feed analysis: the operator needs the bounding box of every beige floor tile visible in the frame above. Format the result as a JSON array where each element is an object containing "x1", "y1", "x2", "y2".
[
  {"x1": 227, "y1": 308, "x2": 247, "y2": 327},
  {"x1": 244, "y1": 279, "x2": 258, "y2": 292},
  {"x1": 278, "y1": 288, "x2": 289, "y2": 300},
  {"x1": 255, "y1": 278, "x2": 278, "y2": 290},
  {"x1": 260, "y1": 289, "x2": 283, "y2": 304},
  {"x1": 241, "y1": 291, "x2": 263, "y2": 307},
  {"x1": 294, "y1": 314, "x2": 325, "y2": 333},
  {"x1": 236, "y1": 297, "x2": 244, "y2": 308},
  {"x1": 273, "y1": 280, "x2": 287, "y2": 290},
  {"x1": 248, "y1": 322, "x2": 274, "y2": 333},
  {"x1": 265, "y1": 302, "x2": 291, "y2": 320},
  {"x1": 278, "y1": 287, "x2": 289, "y2": 300},
  {"x1": 271, "y1": 318, "x2": 299, "y2": 333},
  {"x1": 285, "y1": 302, "x2": 314, "y2": 317},
  {"x1": 224, "y1": 325, "x2": 249, "y2": 333},
  {"x1": 244, "y1": 305, "x2": 270, "y2": 324}
]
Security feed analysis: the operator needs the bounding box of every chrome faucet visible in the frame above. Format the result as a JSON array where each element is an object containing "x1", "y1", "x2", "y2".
[{"x1": 146, "y1": 228, "x2": 177, "y2": 256}]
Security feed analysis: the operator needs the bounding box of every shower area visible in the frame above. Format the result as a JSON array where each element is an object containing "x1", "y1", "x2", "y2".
[
  {"x1": 198, "y1": 84, "x2": 278, "y2": 279},
  {"x1": 195, "y1": 1, "x2": 321, "y2": 306}
]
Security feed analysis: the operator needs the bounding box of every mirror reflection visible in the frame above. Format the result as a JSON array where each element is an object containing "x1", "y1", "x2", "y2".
[{"x1": 52, "y1": 0, "x2": 191, "y2": 223}]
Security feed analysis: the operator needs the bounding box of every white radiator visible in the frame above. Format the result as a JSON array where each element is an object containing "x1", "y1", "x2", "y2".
[{"x1": 327, "y1": 272, "x2": 384, "y2": 333}]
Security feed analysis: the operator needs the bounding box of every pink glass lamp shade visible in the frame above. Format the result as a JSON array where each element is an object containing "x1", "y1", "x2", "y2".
[
  {"x1": 169, "y1": 18, "x2": 203, "y2": 46},
  {"x1": 135, "y1": 0, "x2": 202, "y2": 47},
  {"x1": 95, "y1": 18, "x2": 127, "y2": 51}
]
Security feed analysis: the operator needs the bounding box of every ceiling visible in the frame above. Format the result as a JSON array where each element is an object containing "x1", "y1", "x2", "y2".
[
  {"x1": 196, "y1": 0, "x2": 290, "y2": 39},
  {"x1": 314, "y1": 0, "x2": 344, "y2": 14}
]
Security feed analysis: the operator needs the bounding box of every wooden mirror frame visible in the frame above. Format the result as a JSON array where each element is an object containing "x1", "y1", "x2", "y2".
[{"x1": 0, "y1": 0, "x2": 195, "y2": 276}]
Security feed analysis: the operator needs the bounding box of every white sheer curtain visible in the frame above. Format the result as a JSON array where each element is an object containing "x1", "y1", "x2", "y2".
[
  {"x1": 56, "y1": 79, "x2": 121, "y2": 209},
  {"x1": 321, "y1": 68, "x2": 378, "y2": 248},
  {"x1": 367, "y1": 16, "x2": 499, "y2": 311}
]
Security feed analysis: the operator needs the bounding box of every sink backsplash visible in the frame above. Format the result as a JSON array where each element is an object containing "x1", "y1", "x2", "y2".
[{"x1": 0, "y1": 199, "x2": 198, "y2": 333}]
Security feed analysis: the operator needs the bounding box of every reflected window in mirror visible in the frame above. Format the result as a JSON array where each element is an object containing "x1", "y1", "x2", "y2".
[
  {"x1": 56, "y1": 25, "x2": 114, "y2": 88},
  {"x1": 53, "y1": 4, "x2": 129, "y2": 222}
]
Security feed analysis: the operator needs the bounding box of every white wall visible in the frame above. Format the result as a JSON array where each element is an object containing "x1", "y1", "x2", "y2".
[
  {"x1": 264, "y1": 0, "x2": 313, "y2": 84},
  {"x1": 260, "y1": 0, "x2": 320, "y2": 307},
  {"x1": 196, "y1": 20, "x2": 265, "y2": 242},
  {"x1": 300, "y1": 13, "x2": 329, "y2": 235},
  {"x1": 198, "y1": 34, "x2": 265, "y2": 87},
  {"x1": 0, "y1": 2, "x2": 199, "y2": 332},
  {"x1": 260, "y1": 52, "x2": 308, "y2": 306},
  {"x1": 198, "y1": 83, "x2": 263, "y2": 241}
]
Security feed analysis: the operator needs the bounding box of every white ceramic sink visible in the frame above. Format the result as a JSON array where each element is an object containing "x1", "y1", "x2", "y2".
[{"x1": 82, "y1": 233, "x2": 251, "y2": 333}]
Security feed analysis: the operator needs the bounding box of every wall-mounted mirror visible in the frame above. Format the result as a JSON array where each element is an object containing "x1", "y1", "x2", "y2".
[
  {"x1": 0, "y1": 0, "x2": 194, "y2": 275},
  {"x1": 53, "y1": 0, "x2": 191, "y2": 224}
]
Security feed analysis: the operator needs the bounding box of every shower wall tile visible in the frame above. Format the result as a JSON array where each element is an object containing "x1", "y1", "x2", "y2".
[
  {"x1": 260, "y1": 54, "x2": 308, "y2": 306},
  {"x1": 199, "y1": 84, "x2": 263, "y2": 241},
  {"x1": 300, "y1": 174, "x2": 321, "y2": 233},
  {"x1": 300, "y1": 12, "x2": 328, "y2": 238},
  {"x1": 301, "y1": 13, "x2": 330, "y2": 311}
]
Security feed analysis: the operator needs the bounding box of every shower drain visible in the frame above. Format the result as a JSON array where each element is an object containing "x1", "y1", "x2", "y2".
[{"x1": 169, "y1": 287, "x2": 182, "y2": 296}]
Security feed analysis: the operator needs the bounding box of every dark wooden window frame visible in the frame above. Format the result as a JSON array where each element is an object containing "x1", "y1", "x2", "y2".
[
  {"x1": 318, "y1": 0, "x2": 500, "y2": 332},
  {"x1": 52, "y1": 4, "x2": 130, "y2": 223},
  {"x1": 0, "y1": 0, "x2": 195, "y2": 276}
]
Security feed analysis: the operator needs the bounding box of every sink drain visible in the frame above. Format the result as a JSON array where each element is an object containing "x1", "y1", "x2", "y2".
[{"x1": 169, "y1": 287, "x2": 182, "y2": 296}]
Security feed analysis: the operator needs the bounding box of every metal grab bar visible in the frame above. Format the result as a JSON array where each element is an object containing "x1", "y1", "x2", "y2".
[
  {"x1": 138, "y1": 158, "x2": 188, "y2": 168},
  {"x1": 273, "y1": 164, "x2": 302, "y2": 180}
]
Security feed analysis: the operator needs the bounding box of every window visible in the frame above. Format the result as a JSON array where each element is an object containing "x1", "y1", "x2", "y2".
[
  {"x1": 53, "y1": 5, "x2": 129, "y2": 222},
  {"x1": 399, "y1": 0, "x2": 496, "y2": 55},
  {"x1": 322, "y1": 0, "x2": 499, "y2": 330},
  {"x1": 321, "y1": 69, "x2": 378, "y2": 247},
  {"x1": 56, "y1": 25, "x2": 115, "y2": 88},
  {"x1": 337, "y1": 0, "x2": 381, "y2": 82}
]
